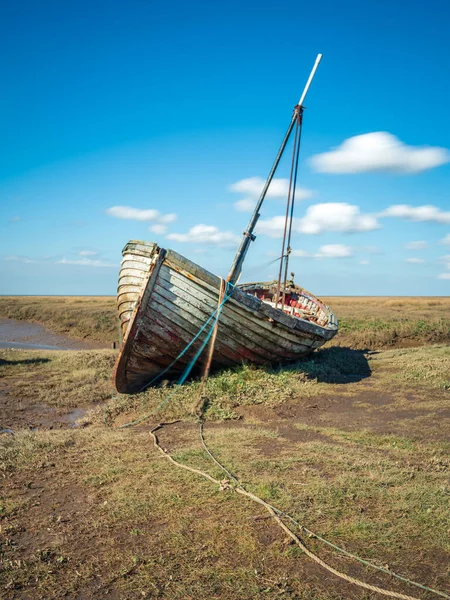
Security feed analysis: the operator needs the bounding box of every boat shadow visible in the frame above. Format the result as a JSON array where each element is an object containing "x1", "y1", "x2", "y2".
[{"x1": 273, "y1": 346, "x2": 372, "y2": 384}]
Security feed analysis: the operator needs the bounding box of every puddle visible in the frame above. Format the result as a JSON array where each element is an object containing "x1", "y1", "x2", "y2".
[
  {"x1": 0, "y1": 318, "x2": 106, "y2": 351},
  {"x1": 0, "y1": 387, "x2": 100, "y2": 431},
  {"x1": 0, "y1": 319, "x2": 111, "y2": 430}
]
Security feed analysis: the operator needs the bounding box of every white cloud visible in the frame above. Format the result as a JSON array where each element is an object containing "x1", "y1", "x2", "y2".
[
  {"x1": 158, "y1": 213, "x2": 177, "y2": 224},
  {"x1": 404, "y1": 240, "x2": 427, "y2": 250},
  {"x1": 362, "y1": 245, "x2": 383, "y2": 255},
  {"x1": 257, "y1": 203, "x2": 380, "y2": 238},
  {"x1": 234, "y1": 198, "x2": 257, "y2": 213},
  {"x1": 4, "y1": 255, "x2": 35, "y2": 263},
  {"x1": 166, "y1": 224, "x2": 240, "y2": 247},
  {"x1": 440, "y1": 234, "x2": 450, "y2": 245},
  {"x1": 229, "y1": 177, "x2": 315, "y2": 213},
  {"x1": 57, "y1": 258, "x2": 117, "y2": 268},
  {"x1": 360, "y1": 260, "x2": 370, "y2": 265},
  {"x1": 292, "y1": 244, "x2": 353, "y2": 259},
  {"x1": 438, "y1": 273, "x2": 450, "y2": 280},
  {"x1": 406, "y1": 258, "x2": 425, "y2": 264},
  {"x1": 256, "y1": 216, "x2": 288, "y2": 238},
  {"x1": 298, "y1": 204, "x2": 380, "y2": 235},
  {"x1": 79, "y1": 250, "x2": 98, "y2": 257},
  {"x1": 106, "y1": 205, "x2": 177, "y2": 224},
  {"x1": 438, "y1": 255, "x2": 450, "y2": 271},
  {"x1": 310, "y1": 132, "x2": 450, "y2": 174},
  {"x1": 149, "y1": 224, "x2": 167, "y2": 235},
  {"x1": 380, "y1": 204, "x2": 450, "y2": 224}
]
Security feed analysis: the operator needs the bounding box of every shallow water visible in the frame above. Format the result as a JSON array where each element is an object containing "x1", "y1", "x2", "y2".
[{"x1": 0, "y1": 318, "x2": 103, "y2": 351}]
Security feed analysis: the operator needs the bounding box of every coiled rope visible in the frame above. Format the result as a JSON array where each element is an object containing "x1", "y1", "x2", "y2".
[
  {"x1": 152, "y1": 421, "x2": 426, "y2": 600},
  {"x1": 116, "y1": 280, "x2": 449, "y2": 599},
  {"x1": 198, "y1": 421, "x2": 449, "y2": 600}
]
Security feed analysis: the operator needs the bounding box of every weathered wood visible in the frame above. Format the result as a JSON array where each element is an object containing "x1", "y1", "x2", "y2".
[{"x1": 113, "y1": 242, "x2": 338, "y2": 393}]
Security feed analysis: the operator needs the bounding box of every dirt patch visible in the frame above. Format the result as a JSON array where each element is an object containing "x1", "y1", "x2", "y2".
[{"x1": 237, "y1": 386, "x2": 450, "y2": 442}]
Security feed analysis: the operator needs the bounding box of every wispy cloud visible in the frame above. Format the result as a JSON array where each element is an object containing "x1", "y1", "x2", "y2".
[
  {"x1": 9, "y1": 216, "x2": 21, "y2": 223},
  {"x1": 79, "y1": 250, "x2": 98, "y2": 257},
  {"x1": 404, "y1": 240, "x2": 427, "y2": 250},
  {"x1": 310, "y1": 132, "x2": 450, "y2": 174},
  {"x1": 405, "y1": 258, "x2": 425, "y2": 264},
  {"x1": 234, "y1": 198, "x2": 257, "y2": 213},
  {"x1": 291, "y1": 244, "x2": 353, "y2": 259},
  {"x1": 150, "y1": 224, "x2": 168, "y2": 235},
  {"x1": 437, "y1": 255, "x2": 450, "y2": 279},
  {"x1": 106, "y1": 205, "x2": 177, "y2": 224},
  {"x1": 57, "y1": 257, "x2": 118, "y2": 268},
  {"x1": 229, "y1": 176, "x2": 315, "y2": 213},
  {"x1": 257, "y1": 203, "x2": 380, "y2": 238},
  {"x1": 4, "y1": 255, "x2": 35, "y2": 263},
  {"x1": 361, "y1": 245, "x2": 383, "y2": 255},
  {"x1": 440, "y1": 234, "x2": 450, "y2": 245},
  {"x1": 167, "y1": 224, "x2": 240, "y2": 247},
  {"x1": 380, "y1": 204, "x2": 450, "y2": 224},
  {"x1": 360, "y1": 260, "x2": 370, "y2": 265}
]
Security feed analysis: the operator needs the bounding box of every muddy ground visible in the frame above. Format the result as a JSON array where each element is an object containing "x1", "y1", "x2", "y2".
[{"x1": 1, "y1": 316, "x2": 449, "y2": 600}]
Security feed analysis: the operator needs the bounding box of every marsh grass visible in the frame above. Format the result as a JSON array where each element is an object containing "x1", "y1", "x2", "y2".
[
  {"x1": 1, "y1": 420, "x2": 449, "y2": 599},
  {"x1": 0, "y1": 348, "x2": 117, "y2": 407},
  {"x1": 370, "y1": 345, "x2": 450, "y2": 390},
  {"x1": 101, "y1": 347, "x2": 372, "y2": 426},
  {"x1": 1, "y1": 296, "x2": 450, "y2": 598}
]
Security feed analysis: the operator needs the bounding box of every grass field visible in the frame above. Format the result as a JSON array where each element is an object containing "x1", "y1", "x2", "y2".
[{"x1": 1, "y1": 297, "x2": 449, "y2": 599}]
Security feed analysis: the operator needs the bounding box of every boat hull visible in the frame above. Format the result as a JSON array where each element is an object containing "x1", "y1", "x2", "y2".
[{"x1": 113, "y1": 241, "x2": 338, "y2": 394}]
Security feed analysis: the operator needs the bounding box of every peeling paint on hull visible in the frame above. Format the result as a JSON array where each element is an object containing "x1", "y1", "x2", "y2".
[{"x1": 113, "y1": 241, "x2": 338, "y2": 394}]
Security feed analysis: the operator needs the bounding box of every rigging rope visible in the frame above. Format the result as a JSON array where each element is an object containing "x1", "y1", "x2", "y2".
[
  {"x1": 281, "y1": 108, "x2": 303, "y2": 306},
  {"x1": 275, "y1": 106, "x2": 303, "y2": 308}
]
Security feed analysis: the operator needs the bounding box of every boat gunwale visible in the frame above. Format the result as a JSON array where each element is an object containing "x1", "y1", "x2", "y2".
[{"x1": 163, "y1": 248, "x2": 338, "y2": 338}]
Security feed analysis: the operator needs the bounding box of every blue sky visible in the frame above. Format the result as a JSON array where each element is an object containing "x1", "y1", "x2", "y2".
[{"x1": 1, "y1": 0, "x2": 450, "y2": 295}]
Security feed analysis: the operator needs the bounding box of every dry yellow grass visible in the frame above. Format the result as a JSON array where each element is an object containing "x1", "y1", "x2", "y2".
[{"x1": 322, "y1": 296, "x2": 450, "y2": 349}]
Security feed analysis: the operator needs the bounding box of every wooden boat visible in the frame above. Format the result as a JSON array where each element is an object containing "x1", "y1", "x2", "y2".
[
  {"x1": 113, "y1": 240, "x2": 338, "y2": 393},
  {"x1": 112, "y1": 54, "x2": 338, "y2": 394}
]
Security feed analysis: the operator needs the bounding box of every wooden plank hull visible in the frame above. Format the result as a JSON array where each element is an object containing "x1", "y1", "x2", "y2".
[{"x1": 113, "y1": 241, "x2": 338, "y2": 393}]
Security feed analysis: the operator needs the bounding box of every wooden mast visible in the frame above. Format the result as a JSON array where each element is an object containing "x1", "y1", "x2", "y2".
[{"x1": 226, "y1": 54, "x2": 322, "y2": 287}]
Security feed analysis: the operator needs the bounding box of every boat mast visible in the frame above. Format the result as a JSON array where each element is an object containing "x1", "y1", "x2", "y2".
[{"x1": 226, "y1": 54, "x2": 322, "y2": 286}]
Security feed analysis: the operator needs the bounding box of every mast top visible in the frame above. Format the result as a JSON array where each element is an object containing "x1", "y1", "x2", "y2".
[{"x1": 297, "y1": 53, "x2": 322, "y2": 108}]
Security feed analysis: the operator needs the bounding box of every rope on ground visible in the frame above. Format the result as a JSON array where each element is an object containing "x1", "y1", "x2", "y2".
[
  {"x1": 150, "y1": 421, "x2": 422, "y2": 600},
  {"x1": 198, "y1": 421, "x2": 450, "y2": 600}
]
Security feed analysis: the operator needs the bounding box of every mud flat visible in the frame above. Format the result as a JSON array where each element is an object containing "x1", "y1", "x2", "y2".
[
  {"x1": 0, "y1": 319, "x2": 115, "y2": 432},
  {"x1": 0, "y1": 318, "x2": 108, "y2": 350}
]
